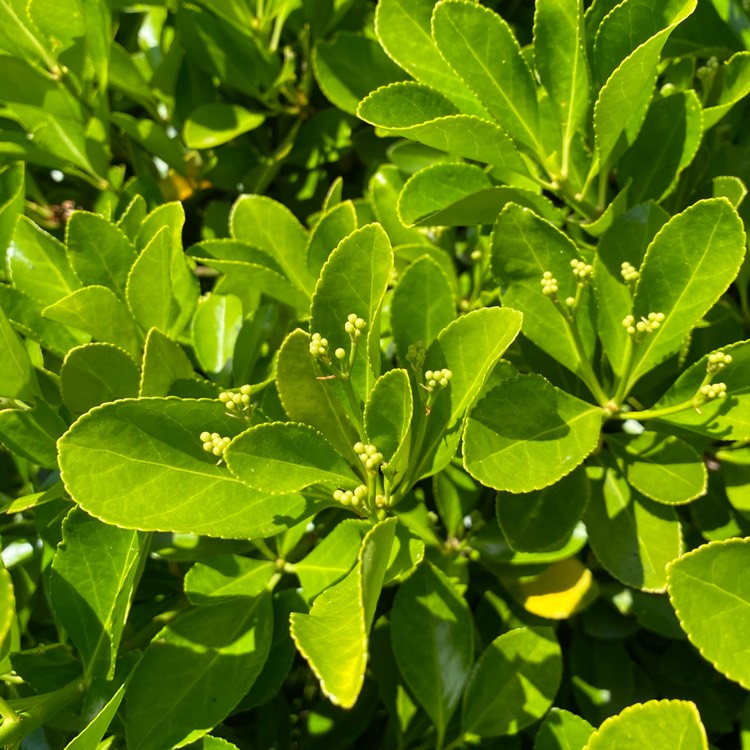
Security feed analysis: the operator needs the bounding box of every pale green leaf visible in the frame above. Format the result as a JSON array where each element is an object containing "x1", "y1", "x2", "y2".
[
  {"x1": 306, "y1": 200, "x2": 357, "y2": 277},
  {"x1": 534, "y1": 707, "x2": 594, "y2": 750},
  {"x1": 191, "y1": 293, "x2": 243, "y2": 376},
  {"x1": 0, "y1": 399, "x2": 67, "y2": 467},
  {"x1": 0, "y1": 162, "x2": 24, "y2": 260},
  {"x1": 0, "y1": 302, "x2": 39, "y2": 401},
  {"x1": 184, "y1": 555, "x2": 275, "y2": 605},
  {"x1": 135, "y1": 202, "x2": 185, "y2": 255},
  {"x1": 183, "y1": 104, "x2": 265, "y2": 149},
  {"x1": 703, "y1": 51, "x2": 750, "y2": 129},
  {"x1": 0, "y1": 568, "x2": 14, "y2": 656},
  {"x1": 370, "y1": 165, "x2": 426, "y2": 246},
  {"x1": 139, "y1": 328, "x2": 195, "y2": 398}
]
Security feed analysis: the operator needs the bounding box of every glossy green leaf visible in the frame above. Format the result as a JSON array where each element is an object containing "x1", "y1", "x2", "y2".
[
  {"x1": 183, "y1": 104, "x2": 265, "y2": 149},
  {"x1": 462, "y1": 627, "x2": 562, "y2": 737},
  {"x1": 117, "y1": 194, "x2": 147, "y2": 243},
  {"x1": 126, "y1": 227, "x2": 199, "y2": 338},
  {"x1": 65, "y1": 212, "x2": 137, "y2": 297},
  {"x1": 374, "y1": 0, "x2": 488, "y2": 118},
  {"x1": 607, "y1": 432, "x2": 707, "y2": 505},
  {"x1": 125, "y1": 592, "x2": 273, "y2": 750},
  {"x1": 184, "y1": 555, "x2": 275, "y2": 605},
  {"x1": 42, "y1": 285, "x2": 142, "y2": 359},
  {"x1": 491, "y1": 204, "x2": 597, "y2": 383},
  {"x1": 135, "y1": 202, "x2": 185, "y2": 255},
  {"x1": 593, "y1": 0, "x2": 696, "y2": 168},
  {"x1": 585, "y1": 463, "x2": 682, "y2": 592},
  {"x1": 432, "y1": 1, "x2": 542, "y2": 156},
  {"x1": 626, "y1": 199, "x2": 745, "y2": 389},
  {"x1": 64, "y1": 677, "x2": 128, "y2": 750},
  {"x1": 370, "y1": 165, "x2": 426, "y2": 246},
  {"x1": 306, "y1": 200, "x2": 357, "y2": 278},
  {"x1": 713, "y1": 175, "x2": 747, "y2": 207},
  {"x1": 191, "y1": 293, "x2": 243, "y2": 376},
  {"x1": 276, "y1": 329, "x2": 360, "y2": 460},
  {"x1": 464, "y1": 375, "x2": 602, "y2": 493},
  {"x1": 310, "y1": 223, "x2": 393, "y2": 400},
  {"x1": 703, "y1": 51, "x2": 750, "y2": 129},
  {"x1": 391, "y1": 255, "x2": 455, "y2": 361},
  {"x1": 226, "y1": 422, "x2": 360, "y2": 494},
  {"x1": 534, "y1": 707, "x2": 594, "y2": 750},
  {"x1": 9, "y1": 216, "x2": 81, "y2": 306},
  {"x1": 0, "y1": 399, "x2": 67, "y2": 467},
  {"x1": 583, "y1": 699, "x2": 707, "y2": 750},
  {"x1": 533, "y1": 0, "x2": 589, "y2": 171},
  {"x1": 358, "y1": 83, "x2": 528, "y2": 175},
  {"x1": 650, "y1": 340, "x2": 750, "y2": 440},
  {"x1": 139, "y1": 328, "x2": 195, "y2": 397},
  {"x1": 391, "y1": 561, "x2": 473, "y2": 744},
  {"x1": 399, "y1": 163, "x2": 558, "y2": 227},
  {"x1": 593, "y1": 203, "x2": 668, "y2": 376},
  {"x1": 384, "y1": 523, "x2": 425, "y2": 584},
  {"x1": 49, "y1": 508, "x2": 145, "y2": 679},
  {"x1": 668, "y1": 538, "x2": 750, "y2": 688},
  {"x1": 60, "y1": 343, "x2": 139, "y2": 415},
  {"x1": 365, "y1": 368, "x2": 413, "y2": 474},
  {"x1": 0, "y1": 161, "x2": 24, "y2": 258},
  {"x1": 0, "y1": 302, "x2": 39, "y2": 401},
  {"x1": 28, "y1": 0, "x2": 85, "y2": 49},
  {"x1": 497, "y1": 467, "x2": 590, "y2": 552},
  {"x1": 58, "y1": 398, "x2": 323, "y2": 539},
  {"x1": 230, "y1": 195, "x2": 314, "y2": 296},
  {"x1": 0, "y1": 568, "x2": 14, "y2": 656},
  {"x1": 294, "y1": 519, "x2": 369, "y2": 601},
  {"x1": 313, "y1": 32, "x2": 406, "y2": 114},
  {"x1": 291, "y1": 518, "x2": 397, "y2": 708}
]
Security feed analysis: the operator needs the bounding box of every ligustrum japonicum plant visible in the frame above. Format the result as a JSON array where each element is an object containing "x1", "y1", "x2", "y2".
[{"x1": 2, "y1": 0, "x2": 750, "y2": 748}]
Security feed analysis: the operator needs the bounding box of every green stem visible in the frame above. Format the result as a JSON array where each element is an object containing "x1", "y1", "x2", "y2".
[
  {"x1": 339, "y1": 374, "x2": 365, "y2": 435},
  {"x1": 0, "y1": 695, "x2": 19, "y2": 725},
  {"x1": 0, "y1": 680, "x2": 84, "y2": 746},
  {"x1": 611, "y1": 335, "x2": 635, "y2": 406},
  {"x1": 252, "y1": 538, "x2": 277, "y2": 562},
  {"x1": 613, "y1": 399, "x2": 699, "y2": 422}
]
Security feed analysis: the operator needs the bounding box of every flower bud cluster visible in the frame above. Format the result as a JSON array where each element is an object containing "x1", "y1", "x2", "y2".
[
  {"x1": 354, "y1": 442, "x2": 383, "y2": 473},
  {"x1": 622, "y1": 312, "x2": 665, "y2": 336},
  {"x1": 406, "y1": 341, "x2": 426, "y2": 371},
  {"x1": 707, "y1": 351, "x2": 732, "y2": 374},
  {"x1": 219, "y1": 384, "x2": 252, "y2": 414},
  {"x1": 697, "y1": 56, "x2": 720, "y2": 79},
  {"x1": 699, "y1": 382, "x2": 727, "y2": 399},
  {"x1": 200, "y1": 431, "x2": 231, "y2": 457},
  {"x1": 620, "y1": 262, "x2": 639, "y2": 284},
  {"x1": 333, "y1": 485, "x2": 367, "y2": 507},
  {"x1": 570, "y1": 259, "x2": 593, "y2": 283},
  {"x1": 541, "y1": 271, "x2": 558, "y2": 296},
  {"x1": 344, "y1": 314, "x2": 366, "y2": 338},
  {"x1": 309, "y1": 332, "x2": 330, "y2": 363},
  {"x1": 424, "y1": 368, "x2": 453, "y2": 391}
]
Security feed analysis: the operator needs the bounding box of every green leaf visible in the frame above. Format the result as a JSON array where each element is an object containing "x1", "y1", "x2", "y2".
[
  {"x1": 585, "y1": 463, "x2": 682, "y2": 592},
  {"x1": 369, "y1": 165, "x2": 426, "y2": 246},
  {"x1": 306, "y1": 200, "x2": 358, "y2": 278},
  {"x1": 60, "y1": 343, "x2": 140, "y2": 415},
  {"x1": 668, "y1": 538, "x2": 750, "y2": 689},
  {"x1": 126, "y1": 227, "x2": 199, "y2": 338},
  {"x1": 650, "y1": 340, "x2": 750, "y2": 440},
  {"x1": 464, "y1": 375, "x2": 602, "y2": 492},
  {"x1": 225, "y1": 422, "x2": 360, "y2": 494},
  {"x1": 184, "y1": 555, "x2": 275, "y2": 605},
  {"x1": 0, "y1": 162, "x2": 24, "y2": 258},
  {"x1": 533, "y1": 0, "x2": 589, "y2": 173},
  {"x1": 374, "y1": 0, "x2": 489, "y2": 118},
  {"x1": 582, "y1": 700, "x2": 707, "y2": 749},
  {"x1": 432, "y1": 1, "x2": 542, "y2": 156},
  {"x1": 231, "y1": 195, "x2": 314, "y2": 296},
  {"x1": 65, "y1": 211, "x2": 137, "y2": 297},
  {"x1": 294, "y1": 519, "x2": 369, "y2": 601},
  {"x1": 497, "y1": 467, "x2": 590, "y2": 552},
  {"x1": 0, "y1": 302, "x2": 39, "y2": 401},
  {"x1": 191, "y1": 293, "x2": 243, "y2": 377},
  {"x1": 183, "y1": 103, "x2": 265, "y2": 149},
  {"x1": 117, "y1": 194, "x2": 147, "y2": 243},
  {"x1": 534, "y1": 707, "x2": 594, "y2": 750},
  {"x1": 593, "y1": 203, "x2": 668, "y2": 376},
  {"x1": 42, "y1": 285, "x2": 143, "y2": 359},
  {"x1": 462, "y1": 627, "x2": 562, "y2": 737},
  {"x1": 398, "y1": 163, "x2": 559, "y2": 227},
  {"x1": 58, "y1": 398, "x2": 323, "y2": 539},
  {"x1": 139, "y1": 328, "x2": 195, "y2": 397},
  {"x1": 713, "y1": 175, "x2": 747, "y2": 208},
  {"x1": 358, "y1": 83, "x2": 528, "y2": 175},
  {"x1": 136, "y1": 202, "x2": 185, "y2": 255},
  {"x1": 0, "y1": 399, "x2": 67, "y2": 467},
  {"x1": 593, "y1": 0, "x2": 696, "y2": 168},
  {"x1": 9, "y1": 216, "x2": 81, "y2": 306},
  {"x1": 415, "y1": 307, "x2": 523, "y2": 480},
  {"x1": 125, "y1": 592, "x2": 273, "y2": 750},
  {"x1": 607, "y1": 432, "x2": 707, "y2": 505},
  {"x1": 617, "y1": 91, "x2": 702, "y2": 205},
  {"x1": 49, "y1": 508, "x2": 145, "y2": 679},
  {"x1": 27, "y1": 0, "x2": 85, "y2": 50},
  {"x1": 703, "y1": 51, "x2": 750, "y2": 129},
  {"x1": 391, "y1": 561, "x2": 473, "y2": 745},
  {"x1": 0, "y1": 568, "x2": 14, "y2": 657},
  {"x1": 291, "y1": 518, "x2": 397, "y2": 708},
  {"x1": 364, "y1": 368, "x2": 413, "y2": 473},
  {"x1": 626, "y1": 198, "x2": 746, "y2": 389},
  {"x1": 310, "y1": 223, "x2": 393, "y2": 400},
  {"x1": 64, "y1": 673, "x2": 129, "y2": 750},
  {"x1": 313, "y1": 32, "x2": 406, "y2": 114},
  {"x1": 391, "y1": 255, "x2": 455, "y2": 361},
  {"x1": 491, "y1": 204, "x2": 597, "y2": 383}
]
